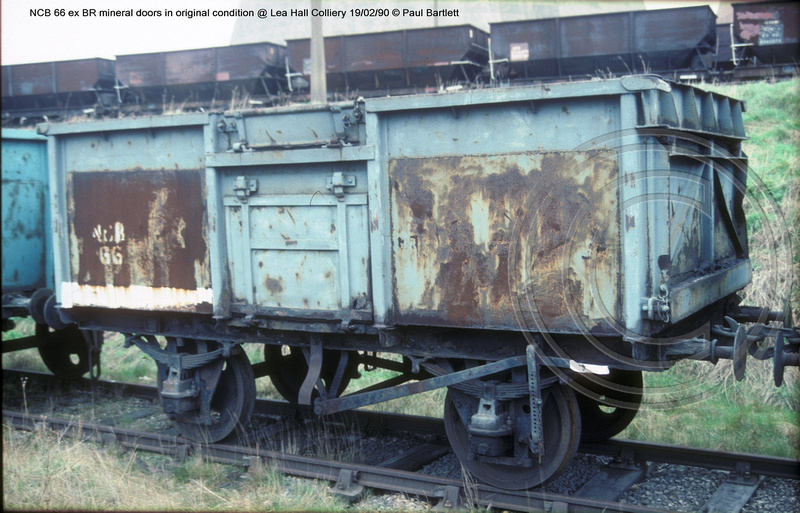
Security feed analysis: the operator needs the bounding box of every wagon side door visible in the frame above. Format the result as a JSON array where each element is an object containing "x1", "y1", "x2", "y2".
[{"x1": 222, "y1": 164, "x2": 371, "y2": 325}]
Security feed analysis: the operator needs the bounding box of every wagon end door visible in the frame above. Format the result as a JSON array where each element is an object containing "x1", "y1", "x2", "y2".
[{"x1": 622, "y1": 86, "x2": 752, "y2": 340}]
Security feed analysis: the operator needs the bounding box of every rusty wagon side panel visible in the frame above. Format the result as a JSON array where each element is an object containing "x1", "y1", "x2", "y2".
[
  {"x1": 389, "y1": 151, "x2": 620, "y2": 334},
  {"x1": 42, "y1": 77, "x2": 752, "y2": 352},
  {"x1": 44, "y1": 115, "x2": 213, "y2": 313},
  {"x1": 367, "y1": 76, "x2": 751, "y2": 341},
  {"x1": 370, "y1": 90, "x2": 625, "y2": 336}
]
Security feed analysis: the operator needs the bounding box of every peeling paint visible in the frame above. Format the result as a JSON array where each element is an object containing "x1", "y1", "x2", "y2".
[
  {"x1": 390, "y1": 151, "x2": 620, "y2": 333},
  {"x1": 68, "y1": 169, "x2": 211, "y2": 311},
  {"x1": 60, "y1": 281, "x2": 212, "y2": 312}
]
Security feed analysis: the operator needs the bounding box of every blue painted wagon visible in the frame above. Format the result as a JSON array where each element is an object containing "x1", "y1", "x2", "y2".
[
  {"x1": 38, "y1": 75, "x2": 798, "y2": 488},
  {"x1": 2, "y1": 129, "x2": 99, "y2": 378}
]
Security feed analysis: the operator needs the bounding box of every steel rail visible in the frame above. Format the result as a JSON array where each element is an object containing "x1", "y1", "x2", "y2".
[
  {"x1": 1, "y1": 368, "x2": 449, "y2": 435},
  {"x1": 580, "y1": 439, "x2": 800, "y2": 481},
  {"x1": 4, "y1": 368, "x2": 799, "y2": 481},
  {"x1": 3, "y1": 408, "x2": 677, "y2": 513}
]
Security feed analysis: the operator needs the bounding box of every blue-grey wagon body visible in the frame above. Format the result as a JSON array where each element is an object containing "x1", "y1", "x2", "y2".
[
  {"x1": 42, "y1": 75, "x2": 750, "y2": 357},
  {"x1": 2, "y1": 129, "x2": 53, "y2": 294}
]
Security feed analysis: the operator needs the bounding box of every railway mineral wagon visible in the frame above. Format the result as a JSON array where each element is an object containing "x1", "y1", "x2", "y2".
[
  {"x1": 2, "y1": 129, "x2": 100, "y2": 379},
  {"x1": 37, "y1": 75, "x2": 798, "y2": 489},
  {"x1": 2, "y1": 129, "x2": 52, "y2": 297}
]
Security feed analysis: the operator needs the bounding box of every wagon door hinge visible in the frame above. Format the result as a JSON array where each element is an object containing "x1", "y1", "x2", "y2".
[
  {"x1": 327, "y1": 171, "x2": 356, "y2": 201},
  {"x1": 340, "y1": 101, "x2": 364, "y2": 130},
  {"x1": 217, "y1": 114, "x2": 249, "y2": 152},
  {"x1": 642, "y1": 285, "x2": 670, "y2": 323}
]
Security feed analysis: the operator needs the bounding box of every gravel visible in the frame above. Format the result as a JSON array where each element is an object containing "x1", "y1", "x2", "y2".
[
  {"x1": 544, "y1": 454, "x2": 611, "y2": 495},
  {"x1": 619, "y1": 463, "x2": 724, "y2": 511},
  {"x1": 742, "y1": 477, "x2": 800, "y2": 513},
  {"x1": 355, "y1": 493, "x2": 433, "y2": 511},
  {"x1": 418, "y1": 452, "x2": 462, "y2": 480}
]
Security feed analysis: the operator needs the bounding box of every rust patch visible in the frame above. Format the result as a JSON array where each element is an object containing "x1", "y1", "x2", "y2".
[
  {"x1": 69, "y1": 169, "x2": 210, "y2": 311},
  {"x1": 390, "y1": 151, "x2": 620, "y2": 334},
  {"x1": 265, "y1": 276, "x2": 284, "y2": 294}
]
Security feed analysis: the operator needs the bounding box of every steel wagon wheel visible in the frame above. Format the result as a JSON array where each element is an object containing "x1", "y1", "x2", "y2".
[
  {"x1": 36, "y1": 324, "x2": 91, "y2": 380},
  {"x1": 444, "y1": 383, "x2": 581, "y2": 490},
  {"x1": 158, "y1": 343, "x2": 256, "y2": 443},
  {"x1": 575, "y1": 369, "x2": 643, "y2": 442}
]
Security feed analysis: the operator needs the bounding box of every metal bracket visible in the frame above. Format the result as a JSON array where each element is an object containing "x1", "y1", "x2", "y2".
[
  {"x1": 343, "y1": 98, "x2": 365, "y2": 129},
  {"x1": 469, "y1": 386, "x2": 511, "y2": 437},
  {"x1": 326, "y1": 350, "x2": 350, "y2": 400},
  {"x1": 87, "y1": 330, "x2": 103, "y2": 380},
  {"x1": 298, "y1": 334, "x2": 324, "y2": 405},
  {"x1": 331, "y1": 469, "x2": 364, "y2": 500},
  {"x1": 217, "y1": 118, "x2": 237, "y2": 133},
  {"x1": 433, "y1": 485, "x2": 462, "y2": 510},
  {"x1": 642, "y1": 284, "x2": 670, "y2": 322},
  {"x1": 732, "y1": 323, "x2": 750, "y2": 381},
  {"x1": 315, "y1": 354, "x2": 529, "y2": 416},
  {"x1": 175, "y1": 444, "x2": 190, "y2": 462},
  {"x1": 160, "y1": 366, "x2": 199, "y2": 415},
  {"x1": 526, "y1": 344, "x2": 544, "y2": 456},
  {"x1": 234, "y1": 176, "x2": 258, "y2": 203},
  {"x1": 728, "y1": 461, "x2": 759, "y2": 486},
  {"x1": 774, "y1": 332, "x2": 786, "y2": 386},
  {"x1": 243, "y1": 455, "x2": 264, "y2": 472},
  {"x1": 609, "y1": 446, "x2": 644, "y2": 472},
  {"x1": 217, "y1": 115, "x2": 249, "y2": 152},
  {"x1": 196, "y1": 358, "x2": 225, "y2": 425},
  {"x1": 101, "y1": 433, "x2": 119, "y2": 449},
  {"x1": 326, "y1": 172, "x2": 356, "y2": 200},
  {"x1": 468, "y1": 382, "x2": 513, "y2": 459},
  {"x1": 377, "y1": 325, "x2": 401, "y2": 348}
]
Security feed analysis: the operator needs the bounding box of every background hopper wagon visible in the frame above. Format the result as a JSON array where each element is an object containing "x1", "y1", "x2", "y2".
[{"x1": 286, "y1": 25, "x2": 489, "y2": 95}]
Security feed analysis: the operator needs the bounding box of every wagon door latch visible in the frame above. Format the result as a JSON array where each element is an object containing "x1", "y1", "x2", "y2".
[
  {"x1": 642, "y1": 285, "x2": 670, "y2": 323},
  {"x1": 234, "y1": 176, "x2": 258, "y2": 203},
  {"x1": 326, "y1": 172, "x2": 356, "y2": 201}
]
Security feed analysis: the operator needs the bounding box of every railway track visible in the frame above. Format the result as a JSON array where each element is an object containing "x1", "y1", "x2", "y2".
[{"x1": 3, "y1": 369, "x2": 799, "y2": 512}]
